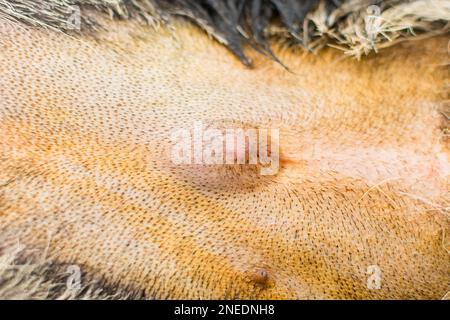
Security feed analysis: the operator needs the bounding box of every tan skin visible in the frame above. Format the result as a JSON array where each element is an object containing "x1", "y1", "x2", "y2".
[{"x1": 0, "y1": 16, "x2": 449, "y2": 299}]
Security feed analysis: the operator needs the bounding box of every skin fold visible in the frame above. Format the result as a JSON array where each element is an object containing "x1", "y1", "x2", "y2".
[{"x1": 0, "y1": 16, "x2": 449, "y2": 299}]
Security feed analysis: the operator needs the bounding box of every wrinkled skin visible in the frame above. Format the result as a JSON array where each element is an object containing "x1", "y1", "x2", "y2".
[{"x1": 0, "y1": 17, "x2": 449, "y2": 299}]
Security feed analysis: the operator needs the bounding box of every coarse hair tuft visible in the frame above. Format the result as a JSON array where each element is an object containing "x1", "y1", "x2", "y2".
[{"x1": 0, "y1": 0, "x2": 449, "y2": 64}]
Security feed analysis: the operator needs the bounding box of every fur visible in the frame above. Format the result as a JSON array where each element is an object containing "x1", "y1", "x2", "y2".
[
  {"x1": 0, "y1": 0, "x2": 449, "y2": 63},
  {"x1": 0, "y1": 242, "x2": 137, "y2": 299},
  {"x1": 0, "y1": 1, "x2": 449, "y2": 301}
]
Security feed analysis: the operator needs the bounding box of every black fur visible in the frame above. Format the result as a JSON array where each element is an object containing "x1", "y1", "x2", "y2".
[{"x1": 136, "y1": 0, "x2": 332, "y2": 65}]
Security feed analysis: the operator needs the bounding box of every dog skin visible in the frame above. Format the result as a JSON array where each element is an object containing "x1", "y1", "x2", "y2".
[{"x1": 0, "y1": 16, "x2": 449, "y2": 299}]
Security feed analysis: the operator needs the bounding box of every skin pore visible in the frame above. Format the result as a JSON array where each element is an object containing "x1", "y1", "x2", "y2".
[{"x1": 0, "y1": 15, "x2": 449, "y2": 299}]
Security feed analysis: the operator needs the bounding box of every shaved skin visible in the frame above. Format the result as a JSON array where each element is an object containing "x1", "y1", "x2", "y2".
[{"x1": 0, "y1": 16, "x2": 449, "y2": 299}]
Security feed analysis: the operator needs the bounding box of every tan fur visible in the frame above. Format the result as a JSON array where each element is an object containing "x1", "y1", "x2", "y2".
[{"x1": 0, "y1": 17, "x2": 449, "y2": 299}]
